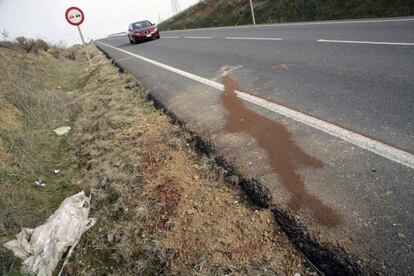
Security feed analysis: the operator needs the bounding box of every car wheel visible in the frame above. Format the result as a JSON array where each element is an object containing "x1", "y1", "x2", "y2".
[{"x1": 130, "y1": 36, "x2": 136, "y2": 44}]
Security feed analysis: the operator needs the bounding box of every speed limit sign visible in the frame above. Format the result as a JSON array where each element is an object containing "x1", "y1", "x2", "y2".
[
  {"x1": 65, "y1": 7, "x2": 91, "y2": 65},
  {"x1": 65, "y1": 7, "x2": 84, "y2": 26}
]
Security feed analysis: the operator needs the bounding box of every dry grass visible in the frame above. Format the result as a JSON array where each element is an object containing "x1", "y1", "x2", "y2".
[{"x1": 1, "y1": 43, "x2": 313, "y2": 275}]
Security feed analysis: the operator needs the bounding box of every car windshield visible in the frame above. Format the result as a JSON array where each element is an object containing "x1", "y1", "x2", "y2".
[{"x1": 132, "y1": 21, "x2": 152, "y2": 29}]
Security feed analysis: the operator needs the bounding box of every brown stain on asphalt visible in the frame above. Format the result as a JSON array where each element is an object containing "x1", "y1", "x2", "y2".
[
  {"x1": 221, "y1": 76, "x2": 342, "y2": 227},
  {"x1": 272, "y1": 63, "x2": 294, "y2": 70}
]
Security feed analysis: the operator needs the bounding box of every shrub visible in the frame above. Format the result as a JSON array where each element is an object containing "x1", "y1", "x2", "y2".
[
  {"x1": 14, "y1": 37, "x2": 49, "y2": 54},
  {"x1": 15, "y1": 36, "x2": 35, "y2": 53},
  {"x1": 34, "y1": 39, "x2": 49, "y2": 52},
  {"x1": 0, "y1": 41, "x2": 16, "y2": 49}
]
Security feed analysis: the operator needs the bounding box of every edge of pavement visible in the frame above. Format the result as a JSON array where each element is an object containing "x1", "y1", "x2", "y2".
[{"x1": 95, "y1": 43, "x2": 379, "y2": 276}]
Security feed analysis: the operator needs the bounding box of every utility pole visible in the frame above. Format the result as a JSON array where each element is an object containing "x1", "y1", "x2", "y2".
[
  {"x1": 171, "y1": 0, "x2": 181, "y2": 16},
  {"x1": 249, "y1": 0, "x2": 256, "y2": 25},
  {"x1": 171, "y1": 0, "x2": 176, "y2": 15}
]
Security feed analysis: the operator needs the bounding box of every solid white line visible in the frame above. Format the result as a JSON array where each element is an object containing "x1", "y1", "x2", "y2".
[
  {"x1": 163, "y1": 17, "x2": 414, "y2": 33},
  {"x1": 162, "y1": 36, "x2": 180, "y2": 39},
  {"x1": 96, "y1": 41, "x2": 414, "y2": 169},
  {"x1": 318, "y1": 39, "x2": 414, "y2": 46},
  {"x1": 185, "y1": 36, "x2": 212, "y2": 39},
  {"x1": 225, "y1": 37, "x2": 283, "y2": 41}
]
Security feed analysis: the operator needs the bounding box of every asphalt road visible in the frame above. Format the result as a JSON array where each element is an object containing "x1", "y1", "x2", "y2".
[{"x1": 97, "y1": 17, "x2": 414, "y2": 274}]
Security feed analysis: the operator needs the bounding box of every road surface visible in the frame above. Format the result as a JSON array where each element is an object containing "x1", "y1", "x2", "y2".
[{"x1": 97, "y1": 17, "x2": 414, "y2": 274}]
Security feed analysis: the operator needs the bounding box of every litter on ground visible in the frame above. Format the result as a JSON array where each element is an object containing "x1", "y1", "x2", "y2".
[
  {"x1": 53, "y1": 126, "x2": 71, "y2": 136},
  {"x1": 35, "y1": 179, "x2": 45, "y2": 187},
  {"x1": 3, "y1": 191, "x2": 96, "y2": 276}
]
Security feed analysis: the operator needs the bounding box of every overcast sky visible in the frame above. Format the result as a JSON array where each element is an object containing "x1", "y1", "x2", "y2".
[{"x1": 0, "y1": 0, "x2": 200, "y2": 45}]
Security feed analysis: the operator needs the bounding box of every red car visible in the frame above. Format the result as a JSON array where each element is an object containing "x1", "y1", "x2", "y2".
[{"x1": 128, "y1": 20, "x2": 160, "y2": 44}]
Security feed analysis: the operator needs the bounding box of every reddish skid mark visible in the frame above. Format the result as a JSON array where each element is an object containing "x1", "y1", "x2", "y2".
[{"x1": 221, "y1": 76, "x2": 342, "y2": 227}]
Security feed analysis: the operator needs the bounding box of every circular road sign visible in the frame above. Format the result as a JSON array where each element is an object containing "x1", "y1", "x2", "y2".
[{"x1": 65, "y1": 7, "x2": 85, "y2": 26}]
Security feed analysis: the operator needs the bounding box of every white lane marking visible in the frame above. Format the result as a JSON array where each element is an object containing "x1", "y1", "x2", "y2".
[
  {"x1": 162, "y1": 36, "x2": 180, "y2": 39},
  {"x1": 225, "y1": 37, "x2": 283, "y2": 41},
  {"x1": 97, "y1": 41, "x2": 414, "y2": 169},
  {"x1": 163, "y1": 18, "x2": 414, "y2": 33},
  {"x1": 108, "y1": 33, "x2": 127, "y2": 36},
  {"x1": 97, "y1": 43, "x2": 223, "y2": 90},
  {"x1": 185, "y1": 36, "x2": 212, "y2": 39},
  {"x1": 318, "y1": 39, "x2": 414, "y2": 46}
]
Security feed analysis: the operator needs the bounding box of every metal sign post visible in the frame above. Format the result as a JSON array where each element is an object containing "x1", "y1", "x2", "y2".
[
  {"x1": 65, "y1": 7, "x2": 92, "y2": 65},
  {"x1": 76, "y1": 26, "x2": 92, "y2": 65},
  {"x1": 249, "y1": 0, "x2": 256, "y2": 25}
]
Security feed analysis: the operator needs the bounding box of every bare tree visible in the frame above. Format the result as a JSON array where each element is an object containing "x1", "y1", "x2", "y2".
[{"x1": 1, "y1": 29, "x2": 9, "y2": 41}]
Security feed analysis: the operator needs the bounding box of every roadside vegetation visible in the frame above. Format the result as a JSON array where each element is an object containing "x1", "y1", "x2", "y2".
[
  {"x1": 69, "y1": 47, "x2": 312, "y2": 275},
  {"x1": 0, "y1": 38, "x2": 313, "y2": 274},
  {"x1": 0, "y1": 37, "x2": 85, "y2": 272},
  {"x1": 159, "y1": 0, "x2": 414, "y2": 30}
]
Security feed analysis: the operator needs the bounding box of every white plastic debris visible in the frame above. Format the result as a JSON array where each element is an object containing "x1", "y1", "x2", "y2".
[
  {"x1": 53, "y1": 169, "x2": 61, "y2": 175},
  {"x1": 3, "y1": 191, "x2": 96, "y2": 276},
  {"x1": 53, "y1": 126, "x2": 71, "y2": 136},
  {"x1": 35, "y1": 179, "x2": 45, "y2": 187}
]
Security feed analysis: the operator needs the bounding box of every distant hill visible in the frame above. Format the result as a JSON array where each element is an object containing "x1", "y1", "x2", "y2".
[{"x1": 159, "y1": 0, "x2": 414, "y2": 30}]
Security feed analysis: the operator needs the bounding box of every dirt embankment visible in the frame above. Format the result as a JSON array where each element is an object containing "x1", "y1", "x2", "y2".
[
  {"x1": 69, "y1": 47, "x2": 315, "y2": 274},
  {"x1": 0, "y1": 44, "x2": 83, "y2": 273},
  {"x1": 159, "y1": 0, "x2": 414, "y2": 30}
]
